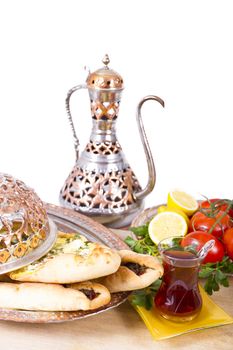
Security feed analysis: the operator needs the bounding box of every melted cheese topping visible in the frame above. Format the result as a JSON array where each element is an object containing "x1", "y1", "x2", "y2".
[{"x1": 15, "y1": 233, "x2": 91, "y2": 274}]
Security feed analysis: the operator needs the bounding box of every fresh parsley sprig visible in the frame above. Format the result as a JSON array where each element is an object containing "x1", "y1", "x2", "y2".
[
  {"x1": 124, "y1": 224, "x2": 159, "y2": 256},
  {"x1": 199, "y1": 256, "x2": 233, "y2": 295},
  {"x1": 130, "y1": 279, "x2": 162, "y2": 310}
]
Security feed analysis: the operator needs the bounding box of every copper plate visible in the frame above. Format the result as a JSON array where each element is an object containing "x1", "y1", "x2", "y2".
[
  {"x1": 0, "y1": 203, "x2": 130, "y2": 323},
  {"x1": 131, "y1": 206, "x2": 159, "y2": 227}
]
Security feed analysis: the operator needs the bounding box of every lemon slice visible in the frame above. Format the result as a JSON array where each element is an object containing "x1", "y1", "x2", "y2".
[
  {"x1": 148, "y1": 211, "x2": 188, "y2": 244},
  {"x1": 157, "y1": 205, "x2": 190, "y2": 225},
  {"x1": 167, "y1": 190, "x2": 198, "y2": 216}
]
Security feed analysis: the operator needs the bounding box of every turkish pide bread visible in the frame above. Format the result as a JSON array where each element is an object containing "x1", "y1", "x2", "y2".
[
  {"x1": 67, "y1": 281, "x2": 111, "y2": 310},
  {"x1": 98, "y1": 250, "x2": 163, "y2": 292},
  {"x1": 0, "y1": 281, "x2": 111, "y2": 311},
  {"x1": 10, "y1": 232, "x2": 121, "y2": 284}
]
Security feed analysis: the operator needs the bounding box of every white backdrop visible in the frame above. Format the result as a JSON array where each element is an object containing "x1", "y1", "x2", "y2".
[{"x1": 0, "y1": 0, "x2": 232, "y2": 209}]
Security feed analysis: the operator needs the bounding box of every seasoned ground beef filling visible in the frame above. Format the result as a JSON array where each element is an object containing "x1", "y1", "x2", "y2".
[
  {"x1": 79, "y1": 288, "x2": 100, "y2": 300},
  {"x1": 124, "y1": 262, "x2": 147, "y2": 276}
]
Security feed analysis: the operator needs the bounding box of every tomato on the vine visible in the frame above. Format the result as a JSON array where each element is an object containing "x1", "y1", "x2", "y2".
[
  {"x1": 181, "y1": 231, "x2": 225, "y2": 264},
  {"x1": 189, "y1": 210, "x2": 231, "y2": 238},
  {"x1": 223, "y1": 228, "x2": 233, "y2": 260},
  {"x1": 200, "y1": 198, "x2": 233, "y2": 219}
]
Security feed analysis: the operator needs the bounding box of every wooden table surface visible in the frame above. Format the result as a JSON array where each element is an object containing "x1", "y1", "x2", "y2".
[{"x1": 1, "y1": 278, "x2": 232, "y2": 350}]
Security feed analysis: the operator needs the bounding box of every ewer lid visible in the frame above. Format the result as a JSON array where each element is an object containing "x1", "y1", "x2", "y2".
[
  {"x1": 0, "y1": 173, "x2": 57, "y2": 274},
  {"x1": 86, "y1": 54, "x2": 124, "y2": 90}
]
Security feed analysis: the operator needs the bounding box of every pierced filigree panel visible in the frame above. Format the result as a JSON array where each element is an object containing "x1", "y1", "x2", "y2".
[
  {"x1": 91, "y1": 101, "x2": 120, "y2": 121},
  {"x1": 60, "y1": 166, "x2": 141, "y2": 213},
  {"x1": 85, "y1": 141, "x2": 122, "y2": 155}
]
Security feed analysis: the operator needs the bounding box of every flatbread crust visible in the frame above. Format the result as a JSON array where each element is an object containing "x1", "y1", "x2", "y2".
[
  {"x1": 0, "y1": 281, "x2": 111, "y2": 311},
  {"x1": 9, "y1": 232, "x2": 121, "y2": 284},
  {"x1": 98, "y1": 250, "x2": 163, "y2": 292}
]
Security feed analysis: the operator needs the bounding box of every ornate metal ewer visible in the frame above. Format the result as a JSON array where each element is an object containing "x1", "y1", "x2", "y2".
[{"x1": 60, "y1": 55, "x2": 164, "y2": 228}]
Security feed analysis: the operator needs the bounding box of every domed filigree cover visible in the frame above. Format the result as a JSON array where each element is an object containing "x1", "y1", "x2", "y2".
[{"x1": 0, "y1": 173, "x2": 57, "y2": 273}]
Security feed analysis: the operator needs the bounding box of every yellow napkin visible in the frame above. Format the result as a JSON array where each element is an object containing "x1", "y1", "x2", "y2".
[{"x1": 132, "y1": 287, "x2": 233, "y2": 340}]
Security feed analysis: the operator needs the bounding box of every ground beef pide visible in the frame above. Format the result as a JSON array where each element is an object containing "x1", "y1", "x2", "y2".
[{"x1": 124, "y1": 262, "x2": 147, "y2": 276}]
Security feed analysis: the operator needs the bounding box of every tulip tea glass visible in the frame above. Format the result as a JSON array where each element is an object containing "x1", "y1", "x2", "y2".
[{"x1": 154, "y1": 237, "x2": 203, "y2": 322}]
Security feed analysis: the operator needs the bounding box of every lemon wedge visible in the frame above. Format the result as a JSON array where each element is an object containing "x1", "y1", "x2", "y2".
[
  {"x1": 167, "y1": 190, "x2": 198, "y2": 216},
  {"x1": 157, "y1": 205, "x2": 190, "y2": 225},
  {"x1": 148, "y1": 211, "x2": 188, "y2": 244}
]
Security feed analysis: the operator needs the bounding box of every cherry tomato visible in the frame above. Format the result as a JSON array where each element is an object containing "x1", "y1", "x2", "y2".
[
  {"x1": 189, "y1": 210, "x2": 231, "y2": 238},
  {"x1": 181, "y1": 231, "x2": 225, "y2": 264},
  {"x1": 200, "y1": 198, "x2": 233, "y2": 219},
  {"x1": 223, "y1": 228, "x2": 233, "y2": 260}
]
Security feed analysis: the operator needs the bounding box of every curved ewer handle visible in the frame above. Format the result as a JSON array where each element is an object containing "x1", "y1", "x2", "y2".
[
  {"x1": 65, "y1": 84, "x2": 87, "y2": 161},
  {"x1": 134, "y1": 95, "x2": 165, "y2": 201}
]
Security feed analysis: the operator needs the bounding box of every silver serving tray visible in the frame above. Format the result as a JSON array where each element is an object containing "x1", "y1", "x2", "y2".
[{"x1": 0, "y1": 203, "x2": 129, "y2": 323}]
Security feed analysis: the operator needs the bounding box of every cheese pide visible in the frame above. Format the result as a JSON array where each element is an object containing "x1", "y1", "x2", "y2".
[{"x1": 10, "y1": 232, "x2": 121, "y2": 284}]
